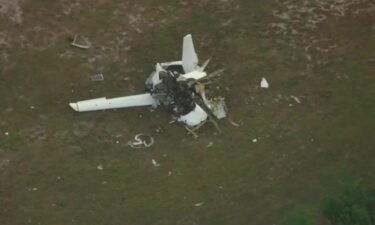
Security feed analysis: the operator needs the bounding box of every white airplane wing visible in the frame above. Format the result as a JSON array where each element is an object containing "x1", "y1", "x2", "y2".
[
  {"x1": 69, "y1": 93, "x2": 156, "y2": 112},
  {"x1": 182, "y1": 34, "x2": 199, "y2": 73}
]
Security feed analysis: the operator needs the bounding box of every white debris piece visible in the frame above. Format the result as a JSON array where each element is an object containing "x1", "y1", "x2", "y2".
[
  {"x1": 210, "y1": 98, "x2": 227, "y2": 119},
  {"x1": 97, "y1": 165, "x2": 103, "y2": 170},
  {"x1": 228, "y1": 118, "x2": 240, "y2": 127},
  {"x1": 194, "y1": 202, "x2": 204, "y2": 207},
  {"x1": 4, "y1": 132, "x2": 9, "y2": 136},
  {"x1": 252, "y1": 138, "x2": 258, "y2": 143},
  {"x1": 127, "y1": 134, "x2": 154, "y2": 149},
  {"x1": 71, "y1": 34, "x2": 91, "y2": 49},
  {"x1": 260, "y1": 77, "x2": 269, "y2": 88},
  {"x1": 151, "y1": 159, "x2": 160, "y2": 167},
  {"x1": 290, "y1": 95, "x2": 301, "y2": 104},
  {"x1": 90, "y1": 73, "x2": 104, "y2": 81}
]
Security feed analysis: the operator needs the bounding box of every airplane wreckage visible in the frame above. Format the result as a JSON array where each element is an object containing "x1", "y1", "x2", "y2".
[{"x1": 69, "y1": 34, "x2": 228, "y2": 134}]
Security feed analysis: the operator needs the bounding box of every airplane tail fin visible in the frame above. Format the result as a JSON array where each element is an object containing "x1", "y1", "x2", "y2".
[{"x1": 182, "y1": 34, "x2": 199, "y2": 73}]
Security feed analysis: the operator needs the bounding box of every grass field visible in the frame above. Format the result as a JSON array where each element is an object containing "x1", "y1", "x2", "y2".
[{"x1": 1, "y1": 0, "x2": 374, "y2": 224}]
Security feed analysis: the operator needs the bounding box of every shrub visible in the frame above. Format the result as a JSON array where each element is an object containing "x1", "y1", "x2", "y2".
[{"x1": 322, "y1": 181, "x2": 375, "y2": 225}]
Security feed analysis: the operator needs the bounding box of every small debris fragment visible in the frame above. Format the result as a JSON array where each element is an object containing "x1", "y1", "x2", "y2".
[
  {"x1": 206, "y1": 142, "x2": 213, "y2": 148},
  {"x1": 71, "y1": 34, "x2": 91, "y2": 49},
  {"x1": 4, "y1": 132, "x2": 9, "y2": 136},
  {"x1": 194, "y1": 202, "x2": 204, "y2": 207},
  {"x1": 168, "y1": 171, "x2": 172, "y2": 176},
  {"x1": 30, "y1": 106, "x2": 35, "y2": 109},
  {"x1": 228, "y1": 118, "x2": 240, "y2": 127},
  {"x1": 151, "y1": 159, "x2": 160, "y2": 167},
  {"x1": 260, "y1": 77, "x2": 269, "y2": 88},
  {"x1": 155, "y1": 126, "x2": 163, "y2": 133},
  {"x1": 90, "y1": 73, "x2": 104, "y2": 81},
  {"x1": 290, "y1": 95, "x2": 301, "y2": 104},
  {"x1": 252, "y1": 138, "x2": 258, "y2": 143},
  {"x1": 97, "y1": 165, "x2": 103, "y2": 170},
  {"x1": 127, "y1": 133, "x2": 154, "y2": 149}
]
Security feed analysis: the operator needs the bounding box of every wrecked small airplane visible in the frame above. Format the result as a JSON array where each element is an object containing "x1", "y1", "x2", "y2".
[{"x1": 69, "y1": 34, "x2": 227, "y2": 131}]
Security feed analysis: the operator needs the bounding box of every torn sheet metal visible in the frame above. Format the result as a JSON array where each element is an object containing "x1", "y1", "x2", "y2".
[
  {"x1": 127, "y1": 134, "x2": 154, "y2": 149},
  {"x1": 209, "y1": 97, "x2": 227, "y2": 119}
]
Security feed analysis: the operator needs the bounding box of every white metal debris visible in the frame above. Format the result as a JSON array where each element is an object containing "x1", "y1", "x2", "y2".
[
  {"x1": 290, "y1": 95, "x2": 301, "y2": 104},
  {"x1": 206, "y1": 142, "x2": 213, "y2": 148},
  {"x1": 71, "y1": 34, "x2": 91, "y2": 49},
  {"x1": 252, "y1": 138, "x2": 258, "y2": 143},
  {"x1": 210, "y1": 97, "x2": 227, "y2": 119},
  {"x1": 260, "y1": 77, "x2": 269, "y2": 88},
  {"x1": 97, "y1": 165, "x2": 103, "y2": 170},
  {"x1": 151, "y1": 159, "x2": 160, "y2": 167},
  {"x1": 4, "y1": 132, "x2": 9, "y2": 136},
  {"x1": 127, "y1": 133, "x2": 154, "y2": 149},
  {"x1": 194, "y1": 202, "x2": 204, "y2": 207},
  {"x1": 228, "y1": 118, "x2": 240, "y2": 127}
]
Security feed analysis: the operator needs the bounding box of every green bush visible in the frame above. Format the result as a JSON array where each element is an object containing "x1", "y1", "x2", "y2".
[
  {"x1": 282, "y1": 208, "x2": 316, "y2": 225},
  {"x1": 322, "y1": 181, "x2": 375, "y2": 225}
]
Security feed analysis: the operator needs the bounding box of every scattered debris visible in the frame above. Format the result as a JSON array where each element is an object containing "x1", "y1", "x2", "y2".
[
  {"x1": 30, "y1": 106, "x2": 35, "y2": 109},
  {"x1": 4, "y1": 132, "x2": 9, "y2": 136},
  {"x1": 127, "y1": 133, "x2": 154, "y2": 149},
  {"x1": 168, "y1": 171, "x2": 172, "y2": 176},
  {"x1": 194, "y1": 202, "x2": 204, "y2": 207},
  {"x1": 151, "y1": 159, "x2": 160, "y2": 167},
  {"x1": 97, "y1": 165, "x2": 103, "y2": 170},
  {"x1": 90, "y1": 73, "x2": 104, "y2": 81},
  {"x1": 155, "y1": 126, "x2": 163, "y2": 133},
  {"x1": 260, "y1": 77, "x2": 269, "y2": 88},
  {"x1": 28, "y1": 187, "x2": 38, "y2": 191},
  {"x1": 71, "y1": 34, "x2": 91, "y2": 49},
  {"x1": 252, "y1": 138, "x2": 258, "y2": 143},
  {"x1": 290, "y1": 95, "x2": 301, "y2": 104},
  {"x1": 206, "y1": 142, "x2": 213, "y2": 148},
  {"x1": 0, "y1": 159, "x2": 10, "y2": 169}
]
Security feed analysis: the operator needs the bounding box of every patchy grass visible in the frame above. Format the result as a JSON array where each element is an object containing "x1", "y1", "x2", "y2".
[{"x1": 0, "y1": 0, "x2": 374, "y2": 225}]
